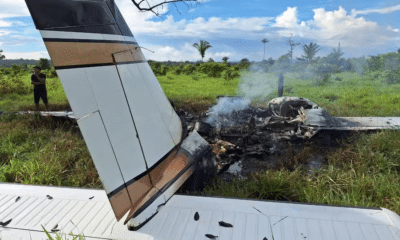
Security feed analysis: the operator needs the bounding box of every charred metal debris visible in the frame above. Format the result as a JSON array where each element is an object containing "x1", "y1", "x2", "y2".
[{"x1": 177, "y1": 96, "x2": 355, "y2": 181}]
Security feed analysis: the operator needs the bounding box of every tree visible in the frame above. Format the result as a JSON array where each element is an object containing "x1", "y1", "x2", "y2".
[
  {"x1": 287, "y1": 36, "x2": 300, "y2": 63},
  {"x1": 261, "y1": 38, "x2": 269, "y2": 60},
  {"x1": 193, "y1": 40, "x2": 212, "y2": 62},
  {"x1": 207, "y1": 58, "x2": 214, "y2": 62},
  {"x1": 326, "y1": 43, "x2": 345, "y2": 67},
  {"x1": 0, "y1": 49, "x2": 5, "y2": 60},
  {"x1": 130, "y1": 0, "x2": 199, "y2": 16},
  {"x1": 300, "y1": 42, "x2": 320, "y2": 62},
  {"x1": 222, "y1": 57, "x2": 229, "y2": 64},
  {"x1": 39, "y1": 58, "x2": 51, "y2": 70}
]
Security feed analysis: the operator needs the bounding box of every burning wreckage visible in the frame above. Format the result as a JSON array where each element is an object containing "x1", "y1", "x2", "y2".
[{"x1": 179, "y1": 96, "x2": 400, "y2": 181}]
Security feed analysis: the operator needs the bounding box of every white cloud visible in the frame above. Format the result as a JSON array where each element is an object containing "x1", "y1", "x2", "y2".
[
  {"x1": 272, "y1": 6, "x2": 399, "y2": 48},
  {"x1": 274, "y1": 7, "x2": 299, "y2": 28},
  {"x1": 0, "y1": 0, "x2": 30, "y2": 18},
  {"x1": 143, "y1": 42, "x2": 235, "y2": 61},
  {"x1": 351, "y1": 4, "x2": 400, "y2": 16},
  {"x1": 117, "y1": 0, "x2": 272, "y2": 39},
  {"x1": 2, "y1": 51, "x2": 49, "y2": 59}
]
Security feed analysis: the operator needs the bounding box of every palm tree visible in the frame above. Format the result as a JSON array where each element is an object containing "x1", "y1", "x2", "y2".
[
  {"x1": 261, "y1": 38, "x2": 269, "y2": 60},
  {"x1": 222, "y1": 56, "x2": 229, "y2": 63},
  {"x1": 301, "y1": 42, "x2": 320, "y2": 62},
  {"x1": 0, "y1": 49, "x2": 5, "y2": 60},
  {"x1": 193, "y1": 40, "x2": 212, "y2": 62}
]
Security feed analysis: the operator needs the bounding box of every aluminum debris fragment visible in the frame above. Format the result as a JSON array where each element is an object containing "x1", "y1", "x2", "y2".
[
  {"x1": 51, "y1": 224, "x2": 59, "y2": 232},
  {"x1": 218, "y1": 221, "x2": 233, "y2": 227},
  {"x1": 0, "y1": 219, "x2": 12, "y2": 226},
  {"x1": 205, "y1": 233, "x2": 218, "y2": 239}
]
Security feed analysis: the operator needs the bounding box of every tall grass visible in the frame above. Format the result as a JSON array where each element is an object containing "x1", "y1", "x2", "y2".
[{"x1": 0, "y1": 114, "x2": 101, "y2": 188}]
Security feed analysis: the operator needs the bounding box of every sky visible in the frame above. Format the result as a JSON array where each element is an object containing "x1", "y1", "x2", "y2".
[{"x1": 0, "y1": 0, "x2": 399, "y2": 62}]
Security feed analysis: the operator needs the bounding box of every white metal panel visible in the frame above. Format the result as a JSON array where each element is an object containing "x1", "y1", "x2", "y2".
[
  {"x1": 116, "y1": 63, "x2": 175, "y2": 166},
  {"x1": 138, "y1": 195, "x2": 400, "y2": 240},
  {"x1": 318, "y1": 117, "x2": 400, "y2": 130},
  {"x1": 138, "y1": 63, "x2": 182, "y2": 144},
  {"x1": 56, "y1": 68, "x2": 99, "y2": 119},
  {"x1": 77, "y1": 112, "x2": 125, "y2": 194},
  {"x1": 2, "y1": 183, "x2": 400, "y2": 240},
  {"x1": 0, "y1": 183, "x2": 154, "y2": 240},
  {"x1": 83, "y1": 66, "x2": 147, "y2": 182}
]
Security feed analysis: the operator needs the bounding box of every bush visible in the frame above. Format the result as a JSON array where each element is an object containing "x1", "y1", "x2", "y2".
[
  {"x1": 305, "y1": 63, "x2": 340, "y2": 85},
  {"x1": 10, "y1": 64, "x2": 25, "y2": 75},
  {"x1": 42, "y1": 67, "x2": 58, "y2": 78},
  {"x1": 385, "y1": 68, "x2": 400, "y2": 85},
  {"x1": 196, "y1": 62, "x2": 227, "y2": 78},
  {"x1": 222, "y1": 68, "x2": 240, "y2": 81},
  {"x1": 0, "y1": 75, "x2": 30, "y2": 94},
  {"x1": 182, "y1": 64, "x2": 196, "y2": 75},
  {"x1": 148, "y1": 61, "x2": 168, "y2": 76}
]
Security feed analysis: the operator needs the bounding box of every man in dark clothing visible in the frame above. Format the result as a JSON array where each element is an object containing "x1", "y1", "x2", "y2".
[{"x1": 31, "y1": 66, "x2": 49, "y2": 111}]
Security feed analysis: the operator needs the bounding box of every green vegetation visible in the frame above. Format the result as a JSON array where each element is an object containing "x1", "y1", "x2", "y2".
[{"x1": 0, "y1": 48, "x2": 400, "y2": 220}]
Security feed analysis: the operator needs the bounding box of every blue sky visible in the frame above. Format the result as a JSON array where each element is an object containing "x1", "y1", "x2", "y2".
[{"x1": 0, "y1": 0, "x2": 399, "y2": 61}]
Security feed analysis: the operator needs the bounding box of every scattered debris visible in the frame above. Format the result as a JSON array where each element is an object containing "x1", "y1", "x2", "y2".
[
  {"x1": 218, "y1": 221, "x2": 233, "y2": 228},
  {"x1": 15, "y1": 196, "x2": 21, "y2": 202},
  {"x1": 205, "y1": 233, "x2": 218, "y2": 239},
  {"x1": 194, "y1": 212, "x2": 199, "y2": 221},
  {"x1": 51, "y1": 224, "x2": 59, "y2": 232},
  {"x1": 46, "y1": 195, "x2": 53, "y2": 200},
  {"x1": 0, "y1": 219, "x2": 12, "y2": 227},
  {"x1": 89, "y1": 196, "x2": 94, "y2": 200}
]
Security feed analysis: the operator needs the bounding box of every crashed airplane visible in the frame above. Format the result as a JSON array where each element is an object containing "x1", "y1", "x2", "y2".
[{"x1": 1, "y1": 0, "x2": 400, "y2": 239}]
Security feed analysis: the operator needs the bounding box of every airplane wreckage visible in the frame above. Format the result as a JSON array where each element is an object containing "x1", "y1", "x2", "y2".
[{"x1": 1, "y1": 0, "x2": 400, "y2": 239}]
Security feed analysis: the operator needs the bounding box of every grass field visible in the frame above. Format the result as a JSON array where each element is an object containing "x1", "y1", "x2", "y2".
[{"x1": 1, "y1": 69, "x2": 400, "y2": 219}]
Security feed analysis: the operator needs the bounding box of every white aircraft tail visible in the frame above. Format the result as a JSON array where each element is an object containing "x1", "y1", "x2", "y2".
[{"x1": 24, "y1": 0, "x2": 214, "y2": 229}]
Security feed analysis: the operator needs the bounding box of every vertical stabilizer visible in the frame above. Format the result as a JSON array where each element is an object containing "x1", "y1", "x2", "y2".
[{"x1": 24, "y1": 0, "x2": 199, "y2": 227}]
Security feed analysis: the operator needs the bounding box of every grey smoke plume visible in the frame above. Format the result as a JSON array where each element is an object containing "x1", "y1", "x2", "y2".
[
  {"x1": 204, "y1": 63, "x2": 280, "y2": 127},
  {"x1": 237, "y1": 64, "x2": 278, "y2": 100},
  {"x1": 204, "y1": 96, "x2": 251, "y2": 127}
]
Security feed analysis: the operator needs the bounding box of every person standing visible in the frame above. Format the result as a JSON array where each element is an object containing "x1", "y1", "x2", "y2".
[{"x1": 31, "y1": 66, "x2": 49, "y2": 111}]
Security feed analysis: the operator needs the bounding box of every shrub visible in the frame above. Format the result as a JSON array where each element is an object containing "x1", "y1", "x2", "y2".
[
  {"x1": 182, "y1": 64, "x2": 196, "y2": 75},
  {"x1": 10, "y1": 64, "x2": 25, "y2": 75},
  {"x1": 42, "y1": 67, "x2": 58, "y2": 78},
  {"x1": 148, "y1": 61, "x2": 168, "y2": 76},
  {"x1": 222, "y1": 68, "x2": 240, "y2": 81},
  {"x1": 0, "y1": 75, "x2": 30, "y2": 94},
  {"x1": 305, "y1": 63, "x2": 340, "y2": 85},
  {"x1": 196, "y1": 62, "x2": 227, "y2": 78}
]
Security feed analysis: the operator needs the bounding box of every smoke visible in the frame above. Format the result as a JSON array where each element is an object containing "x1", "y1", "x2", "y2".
[
  {"x1": 237, "y1": 64, "x2": 278, "y2": 100},
  {"x1": 204, "y1": 96, "x2": 251, "y2": 127},
  {"x1": 350, "y1": 57, "x2": 367, "y2": 75},
  {"x1": 204, "y1": 63, "x2": 280, "y2": 127}
]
